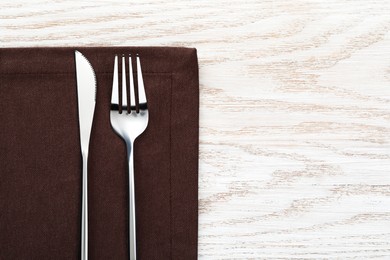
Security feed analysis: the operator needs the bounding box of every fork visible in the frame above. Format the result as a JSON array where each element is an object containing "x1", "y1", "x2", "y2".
[{"x1": 110, "y1": 54, "x2": 149, "y2": 260}]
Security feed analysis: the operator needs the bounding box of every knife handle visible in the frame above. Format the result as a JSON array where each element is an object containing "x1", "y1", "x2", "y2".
[{"x1": 81, "y1": 153, "x2": 88, "y2": 260}]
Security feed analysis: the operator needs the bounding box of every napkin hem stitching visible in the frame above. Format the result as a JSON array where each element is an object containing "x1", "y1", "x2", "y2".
[
  {"x1": 169, "y1": 72, "x2": 173, "y2": 259},
  {"x1": 0, "y1": 72, "x2": 175, "y2": 75}
]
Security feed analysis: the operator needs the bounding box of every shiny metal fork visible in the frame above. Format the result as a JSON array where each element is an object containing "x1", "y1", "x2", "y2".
[{"x1": 110, "y1": 54, "x2": 149, "y2": 260}]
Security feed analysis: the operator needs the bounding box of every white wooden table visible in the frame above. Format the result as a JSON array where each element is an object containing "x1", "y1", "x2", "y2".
[{"x1": 2, "y1": 1, "x2": 390, "y2": 259}]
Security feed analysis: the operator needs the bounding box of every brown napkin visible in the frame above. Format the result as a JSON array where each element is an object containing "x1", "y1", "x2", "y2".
[{"x1": 0, "y1": 47, "x2": 199, "y2": 259}]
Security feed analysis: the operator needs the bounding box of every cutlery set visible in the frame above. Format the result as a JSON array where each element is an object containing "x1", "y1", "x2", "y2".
[
  {"x1": 75, "y1": 51, "x2": 148, "y2": 260},
  {"x1": 0, "y1": 47, "x2": 198, "y2": 260}
]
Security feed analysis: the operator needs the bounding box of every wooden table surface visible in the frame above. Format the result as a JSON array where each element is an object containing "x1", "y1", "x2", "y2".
[{"x1": 2, "y1": 1, "x2": 390, "y2": 259}]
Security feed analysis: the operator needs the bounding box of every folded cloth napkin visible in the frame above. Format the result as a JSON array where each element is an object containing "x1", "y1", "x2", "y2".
[{"x1": 0, "y1": 47, "x2": 199, "y2": 259}]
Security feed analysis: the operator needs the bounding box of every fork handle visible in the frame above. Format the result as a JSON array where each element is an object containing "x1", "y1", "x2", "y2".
[
  {"x1": 128, "y1": 145, "x2": 137, "y2": 260},
  {"x1": 81, "y1": 153, "x2": 88, "y2": 260}
]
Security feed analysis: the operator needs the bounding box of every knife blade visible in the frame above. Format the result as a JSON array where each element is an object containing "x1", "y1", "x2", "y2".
[{"x1": 75, "y1": 50, "x2": 97, "y2": 260}]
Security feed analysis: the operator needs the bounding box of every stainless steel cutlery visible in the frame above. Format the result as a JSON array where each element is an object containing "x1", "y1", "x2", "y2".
[
  {"x1": 74, "y1": 50, "x2": 97, "y2": 260},
  {"x1": 74, "y1": 51, "x2": 148, "y2": 260},
  {"x1": 110, "y1": 54, "x2": 149, "y2": 260}
]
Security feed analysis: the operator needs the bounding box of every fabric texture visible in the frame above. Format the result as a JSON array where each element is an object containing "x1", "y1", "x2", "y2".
[{"x1": 0, "y1": 47, "x2": 199, "y2": 260}]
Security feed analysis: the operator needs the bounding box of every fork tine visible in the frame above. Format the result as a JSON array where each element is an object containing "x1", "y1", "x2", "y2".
[
  {"x1": 121, "y1": 55, "x2": 128, "y2": 112},
  {"x1": 136, "y1": 54, "x2": 147, "y2": 109},
  {"x1": 129, "y1": 54, "x2": 136, "y2": 111},
  {"x1": 111, "y1": 55, "x2": 119, "y2": 108}
]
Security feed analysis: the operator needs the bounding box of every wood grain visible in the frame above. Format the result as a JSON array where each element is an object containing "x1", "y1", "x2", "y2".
[{"x1": 1, "y1": 0, "x2": 390, "y2": 258}]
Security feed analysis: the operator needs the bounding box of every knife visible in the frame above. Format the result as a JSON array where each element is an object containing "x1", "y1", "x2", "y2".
[{"x1": 75, "y1": 50, "x2": 97, "y2": 260}]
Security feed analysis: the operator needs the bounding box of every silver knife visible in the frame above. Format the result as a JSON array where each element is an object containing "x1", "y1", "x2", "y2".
[{"x1": 75, "y1": 50, "x2": 97, "y2": 260}]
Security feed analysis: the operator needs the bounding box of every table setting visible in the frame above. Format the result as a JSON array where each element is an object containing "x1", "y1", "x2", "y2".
[
  {"x1": 2, "y1": 1, "x2": 390, "y2": 259},
  {"x1": 0, "y1": 47, "x2": 199, "y2": 259}
]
